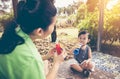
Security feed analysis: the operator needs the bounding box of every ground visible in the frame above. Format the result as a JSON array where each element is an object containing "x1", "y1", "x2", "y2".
[
  {"x1": 57, "y1": 56, "x2": 120, "y2": 79},
  {"x1": 35, "y1": 27, "x2": 120, "y2": 79}
]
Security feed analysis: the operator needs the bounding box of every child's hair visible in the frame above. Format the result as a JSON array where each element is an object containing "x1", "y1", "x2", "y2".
[
  {"x1": 78, "y1": 30, "x2": 91, "y2": 39},
  {"x1": 0, "y1": 0, "x2": 57, "y2": 54}
]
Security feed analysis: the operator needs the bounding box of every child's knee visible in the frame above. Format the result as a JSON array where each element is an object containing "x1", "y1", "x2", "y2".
[{"x1": 88, "y1": 62, "x2": 95, "y2": 69}]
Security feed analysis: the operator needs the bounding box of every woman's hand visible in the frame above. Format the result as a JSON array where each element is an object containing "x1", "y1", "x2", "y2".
[
  {"x1": 46, "y1": 48, "x2": 66, "y2": 79},
  {"x1": 53, "y1": 48, "x2": 66, "y2": 64},
  {"x1": 42, "y1": 48, "x2": 56, "y2": 60},
  {"x1": 47, "y1": 48, "x2": 56, "y2": 58}
]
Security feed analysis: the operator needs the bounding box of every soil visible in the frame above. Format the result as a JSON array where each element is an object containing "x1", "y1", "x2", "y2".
[
  {"x1": 102, "y1": 44, "x2": 120, "y2": 57},
  {"x1": 34, "y1": 27, "x2": 120, "y2": 78}
]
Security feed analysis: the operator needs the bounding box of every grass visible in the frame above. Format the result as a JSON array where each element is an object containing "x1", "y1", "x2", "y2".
[
  {"x1": 56, "y1": 27, "x2": 79, "y2": 43},
  {"x1": 102, "y1": 40, "x2": 120, "y2": 46},
  {"x1": 57, "y1": 27, "x2": 78, "y2": 38}
]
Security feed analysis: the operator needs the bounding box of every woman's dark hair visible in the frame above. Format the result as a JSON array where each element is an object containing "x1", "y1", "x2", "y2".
[{"x1": 0, "y1": 0, "x2": 57, "y2": 54}]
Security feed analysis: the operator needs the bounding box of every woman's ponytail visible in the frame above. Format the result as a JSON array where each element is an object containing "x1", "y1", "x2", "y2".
[
  {"x1": 0, "y1": 1, "x2": 27, "y2": 54},
  {"x1": 0, "y1": 20, "x2": 24, "y2": 54}
]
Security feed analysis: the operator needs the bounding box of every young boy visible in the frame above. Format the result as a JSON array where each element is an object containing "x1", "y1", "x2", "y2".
[{"x1": 70, "y1": 30, "x2": 95, "y2": 77}]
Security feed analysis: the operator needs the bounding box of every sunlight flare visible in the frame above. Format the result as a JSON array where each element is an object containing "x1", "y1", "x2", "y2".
[
  {"x1": 55, "y1": 0, "x2": 78, "y2": 7},
  {"x1": 106, "y1": 0, "x2": 118, "y2": 10}
]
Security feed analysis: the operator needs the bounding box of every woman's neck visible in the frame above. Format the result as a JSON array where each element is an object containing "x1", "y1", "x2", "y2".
[{"x1": 29, "y1": 34, "x2": 36, "y2": 41}]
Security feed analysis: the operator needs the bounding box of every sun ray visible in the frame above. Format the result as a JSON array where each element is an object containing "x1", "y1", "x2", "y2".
[{"x1": 106, "y1": 0, "x2": 118, "y2": 10}]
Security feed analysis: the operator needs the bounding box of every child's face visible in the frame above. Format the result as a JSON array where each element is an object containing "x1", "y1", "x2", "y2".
[{"x1": 78, "y1": 33, "x2": 89, "y2": 45}]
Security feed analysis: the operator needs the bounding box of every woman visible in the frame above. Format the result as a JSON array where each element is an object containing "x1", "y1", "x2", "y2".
[{"x1": 0, "y1": 0, "x2": 64, "y2": 79}]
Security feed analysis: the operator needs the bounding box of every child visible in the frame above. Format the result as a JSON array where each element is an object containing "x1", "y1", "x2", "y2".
[{"x1": 70, "y1": 30, "x2": 95, "y2": 77}]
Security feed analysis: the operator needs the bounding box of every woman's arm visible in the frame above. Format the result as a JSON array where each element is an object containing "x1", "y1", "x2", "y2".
[
  {"x1": 46, "y1": 62, "x2": 60, "y2": 79},
  {"x1": 42, "y1": 55, "x2": 49, "y2": 61},
  {"x1": 46, "y1": 53, "x2": 64, "y2": 79}
]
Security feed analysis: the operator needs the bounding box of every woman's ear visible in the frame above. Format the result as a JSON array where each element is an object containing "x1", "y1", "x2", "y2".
[{"x1": 34, "y1": 28, "x2": 43, "y2": 36}]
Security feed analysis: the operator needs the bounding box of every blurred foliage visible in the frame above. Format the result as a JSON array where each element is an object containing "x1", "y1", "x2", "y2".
[
  {"x1": 74, "y1": 1, "x2": 120, "y2": 50},
  {"x1": 56, "y1": 2, "x2": 79, "y2": 28},
  {"x1": 75, "y1": 4, "x2": 99, "y2": 50},
  {"x1": 0, "y1": 13, "x2": 14, "y2": 31},
  {"x1": 0, "y1": 0, "x2": 13, "y2": 31},
  {"x1": 0, "y1": 0, "x2": 120, "y2": 50},
  {"x1": 57, "y1": 1, "x2": 80, "y2": 16},
  {"x1": 86, "y1": 0, "x2": 99, "y2": 12},
  {"x1": 0, "y1": 0, "x2": 12, "y2": 12},
  {"x1": 103, "y1": 3, "x2": 120, "y2": 45}
]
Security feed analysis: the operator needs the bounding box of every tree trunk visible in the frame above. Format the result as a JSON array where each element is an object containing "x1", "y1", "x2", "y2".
[
  {"x1": 12, "y1": 0, "x2": 18, "y2": 18},
  {"x1": 51, "y1": 25, "x2": 57, "y2": 42},
  {"x1": 97, "y1": 0, "x2": 104, "y2": 51}
]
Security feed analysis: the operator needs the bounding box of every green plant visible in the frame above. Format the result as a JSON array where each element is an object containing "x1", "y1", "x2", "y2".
[
  {"x1": 75, "y1": 1, "x2": 120, "y2": 50},
  {"x1": 0, "y1": 13, "x2": 14, "y2": 30}
]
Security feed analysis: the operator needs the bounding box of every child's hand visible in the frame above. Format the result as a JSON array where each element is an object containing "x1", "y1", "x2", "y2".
[
  {"x1": 81, "y1": 60, "x2": 89, "y2": 67},
  {"x1": 69, "y1": 43, "x2": 83, "y2": 55},
  {"x1": 84, "y1": 60, "x2": 89, "y2": 64},
  {"x1": 69, "y1": 45, "x2": 79, "y2": 55}
]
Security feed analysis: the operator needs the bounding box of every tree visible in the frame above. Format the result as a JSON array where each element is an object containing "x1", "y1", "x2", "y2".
[
  {"x1": 51, "y1": 25, "x2": 57, "y2": 42},
  {"x1": 0, "y1": 0, "x2": 12, "y2": 13},
  {"x1": 12, "y1": 0, "x2": 18, "y2": 18},
  {"x1": 97, "y1": 0, "x2": 104, "y2": 51},
  {"x1": 86, "y1": 0, "x2": 99, "y2": 12},
  {"x1": 75, "y1": 0, "x2": 120, "y2": 51}
]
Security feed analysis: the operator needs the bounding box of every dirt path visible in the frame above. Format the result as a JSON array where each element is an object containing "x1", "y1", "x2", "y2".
[
  {"x1": 57, "y1": 58, "x2": 117, "y2": 79},
  {"x1": 35, "y1": 27, "x2": 120, "y2": 78}
]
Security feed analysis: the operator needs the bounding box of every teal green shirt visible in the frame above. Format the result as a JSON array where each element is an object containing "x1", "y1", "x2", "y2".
[{"x1": 0, "y1": 27, "x2": 46, "y2": 79}]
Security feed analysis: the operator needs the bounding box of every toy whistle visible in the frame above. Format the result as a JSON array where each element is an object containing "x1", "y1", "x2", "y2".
[
  {"x1": 56, "y1": 43, "x2": 62, "y2": 55},
  {"x1": 73, "y1": 43, "x2": 82, "y2": 55},
  {"x1": 73, "y1": 48, "x2": 79, "y2": 55}
]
